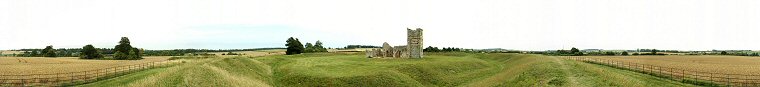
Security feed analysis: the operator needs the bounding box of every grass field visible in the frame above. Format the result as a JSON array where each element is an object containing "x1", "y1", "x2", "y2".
[
  {"x1": 77, "y1": 52, "x2": 692, "y2": 87},
  {"x1": 0, "y1": 57, "x2": 169, "y2": 74},
  {"x1": 583, "y1": 56, "x2": 760, "y2": 75}
]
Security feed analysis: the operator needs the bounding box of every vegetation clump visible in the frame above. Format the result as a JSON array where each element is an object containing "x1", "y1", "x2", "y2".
[
  {"x1": 79, "y1": 44, "x2": 104, "y2": 59},
  {"x1": 545, "y1": 47, "x2": 584, "y2": 56},
  {"x1": 304, "y1": 40, "x2": 328, "y2": 53},
  {"x1": 285, "y1": 37, "x2": 305, "y2": 55},
  {"x1": 113, "y1": 37, "x2": 143, "y2": 60},
  {"x1": 286, "y1": 37, "x2": 329, "y2": 55},
  {"x1": 41, "y1": 45, "x2": 57, "y2": 57}
]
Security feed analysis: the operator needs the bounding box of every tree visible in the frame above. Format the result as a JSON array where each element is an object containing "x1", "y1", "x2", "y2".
[
  {"x1": 304, "y1": 43, "x2": 315, "y2": 53},
  {"x1": 114, "y1": 51, "x2": 125, "y2": 60},
  {"x1": 621, "y1": 51, "x2": 629, "y2": 56},
  {"x1": 570, "y1": 47, "x2": 580, "y2": 53},
  {"x1": 131, "y1": 48, "x2": 143, "y2": 59},
  {"x1": 30, "y1": 50, "x2": 39, "y2": 57},
  {"x1": 286, "y1": 37, "x2": 305, "y2": 55},
  {"x1": 604, "y1": 52, "x2": 616, "y2": 55},
  {"x1": 424, "y1": 46, "x2": 435, "y2": 52},
  {"x1": 721, "y1": 51, "x2": 728, "y2": 55},
  {"x1": 314, "y1": 40, "x2": 327, "y2": 52},
  {"x1": 130, "y1": 48, "x2": 143, "y2": 59},
  {"x1": 570, "y1": 47, "x2": 582, "y2": 56},
  {"x1": 80, "y1": 44, "x2": 103, "y2": 59},
  {"x1": 127, "y1": 49, "x2": 138, "y2": 60},
  {"x1": 114, "y1": 37, "x2": 133, "y2": 59},
  {"x1": 42, "y1": 45, "x2": 56, "y2": 57},
  {"x1": 651, "y1": 49, "x2": 658, "y2": 55},
  {"x1": 115, "y1": 37, "x2": 133, "y2": 54},
  {"x1": 113, "y1": 37, "x2": 142, "y2": 60}
]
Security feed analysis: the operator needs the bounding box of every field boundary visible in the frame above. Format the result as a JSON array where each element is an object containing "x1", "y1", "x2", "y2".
[
  {"x1": 563, "y1": 56, "x2": 760, "y2": 87},
  {"x1": 0, "y1": 59, "x2": 183, "y2": 87}
]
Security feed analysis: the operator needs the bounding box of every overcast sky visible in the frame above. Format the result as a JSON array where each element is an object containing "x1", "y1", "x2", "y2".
[{"x1": 1, "y1": 0, "x2": 759, "y2": 51}]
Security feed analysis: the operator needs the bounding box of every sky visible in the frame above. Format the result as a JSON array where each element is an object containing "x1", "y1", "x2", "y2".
[{"x1": 1, "y1": 0, "x2": 759, "y2": 51}]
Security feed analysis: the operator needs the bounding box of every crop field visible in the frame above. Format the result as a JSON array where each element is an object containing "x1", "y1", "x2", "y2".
[
  {"x1": 0, "y1": 57, "x2": 170, "y2": 74},
  {"x1": 582, "y1": 56, "x2": 760, "y2": 75},
  {"x1": 573, "y1": 56, "x2": 760, "y2": 86}
]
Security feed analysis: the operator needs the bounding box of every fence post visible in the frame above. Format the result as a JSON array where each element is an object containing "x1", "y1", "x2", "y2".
[
  {"x1": 658, "y1": 67, "x2": 662, "y2": 76},
  {"x1": 710, "y1": 73, "x2": 713, "y2": 83},
  {"x1": 69, "y1": 72, "x2": 74, "y2": 84},
  {"x1": 56, "y1": 72, "x2": 60, "y2": 85},
  {"x1": 84, "y1": 71, "x2": 88, "y2": 82},
  {"x1": 21, "y1": 75, "x2": 26, "y2": 87},
  {"x1": 97, "y1": 69, "x2": 101, "y2": 81},
  {"x1": 681, "y1": 70, "x2": 688, "y2": 80},
  {"x1": 641, "y1": 64, "x2": 645, "y2": 73},
  {"x1": 727, "y1": 74, "x2": 731, "y2": 87},
  {"x1": 669, "y1": 68, "x2": 673, "y2": 78}
]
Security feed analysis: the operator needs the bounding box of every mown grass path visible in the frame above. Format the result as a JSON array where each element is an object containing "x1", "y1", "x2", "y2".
[{"x1": 553, "y1": 56, "x2": 695, "y2": 87}]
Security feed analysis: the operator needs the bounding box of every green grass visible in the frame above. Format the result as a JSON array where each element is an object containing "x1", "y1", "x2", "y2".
[{"x1": 78, "y1": 52, "x2": 696, "y2": 87}]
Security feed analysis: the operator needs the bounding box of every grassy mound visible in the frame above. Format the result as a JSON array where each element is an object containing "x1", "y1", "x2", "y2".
[
  {"x1": 258, "y1": 53, "x2": 500, "y2": 87},
  {"x1": 79, "y1": 52, "x2": 694, "y2": 87}
]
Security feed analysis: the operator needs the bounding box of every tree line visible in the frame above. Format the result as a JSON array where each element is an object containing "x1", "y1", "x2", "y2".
[
  {"x1": 142, "y1": 48, "x2": 284, "y2": 56},
  {"x1": 545, "y1": 47, "x2": 585, "y2": 56},
  {"x1": 285, "y1": 37, "x2": 328, "y2": 55},
  {"x1": 423, "y1": 46, "x2": 469, "y2": 52},
  {"x1": 16, "y1": 37, "x2": 143, "y2": 60},
  {"x1": 343, "y1": 45, "x2": 381, "y2": 49}
]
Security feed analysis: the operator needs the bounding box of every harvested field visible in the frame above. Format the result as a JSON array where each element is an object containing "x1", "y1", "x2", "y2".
[
  {"x1": 570, "y1": 56, "x2": 760, "y2": 86},
  {"x1": 583, "y1": 56, "x2": 760, "y2": 75},
  {"x1": 0, "y1": 57, "x2": 170, "y2": 74}
]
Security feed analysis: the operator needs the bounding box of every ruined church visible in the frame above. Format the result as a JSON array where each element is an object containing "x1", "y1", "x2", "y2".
[{"x1": 366, "y1": 28, "x2": 423, "y2": 58}]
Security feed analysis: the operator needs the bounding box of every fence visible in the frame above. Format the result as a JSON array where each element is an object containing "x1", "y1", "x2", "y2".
[
  {"x1": 0, "y1": 60, "x2": 182, "y2": 87},
  {"x1": 564, "y1": 56, "x2": 760, "y2": 87}
]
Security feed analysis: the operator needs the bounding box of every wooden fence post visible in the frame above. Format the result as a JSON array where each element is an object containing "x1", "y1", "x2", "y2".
[
  {"x1": 669, "y1": 68, "x2": 673, "y2": 78},
  {"x1": 21, "y1": 75, "x2": 26, "y2": 87},
  {"x1": 682, "y1": 69, "x2": 685, "y2": 80},
  {"x1": 70, "y1": 72, "x2": 74, "y2": 84},
  {"x1": 710, "y1": 73, "x2": 713, "y2": 83},
  {"x1": 84, "y1": 71, "x2": 88, "y2": 82},
  {"x1": 56, "y1": 72, "x2": 60, "y2": 85},
  {"x1": 727, "y1": 74, "x2": 731, "y2": 87}
]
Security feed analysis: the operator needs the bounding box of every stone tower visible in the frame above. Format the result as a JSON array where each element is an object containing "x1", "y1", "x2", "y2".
[{"x1": 407, "y1": 28, "x2": 423, "y2": 58}]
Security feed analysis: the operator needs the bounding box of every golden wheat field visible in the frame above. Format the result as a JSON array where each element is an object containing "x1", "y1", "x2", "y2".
[
  {"x1": 584, "y1": 56, "x2": 760, "y2": 75},
  {"x1": 0, "y1": 57, "x2": 170, "y2": 75}
]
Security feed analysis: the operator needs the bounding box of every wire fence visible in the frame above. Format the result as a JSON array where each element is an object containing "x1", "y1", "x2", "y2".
[
  {"x1": 563, "y1": 56, "x2": 760, "y2": 87},
  {"x1": 0, "y1": 60, "x2": 182, "y2": 87}
]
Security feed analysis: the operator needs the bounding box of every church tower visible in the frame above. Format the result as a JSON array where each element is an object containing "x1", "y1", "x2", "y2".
[{"x1": 407, "y1": 28, "x2": 423, "y2": 58}]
